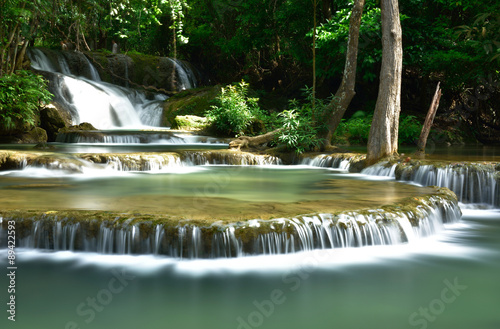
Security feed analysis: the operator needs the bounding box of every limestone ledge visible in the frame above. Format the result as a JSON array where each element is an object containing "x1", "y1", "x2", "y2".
[{"x1": 0, "y1": 187, "x2": 460, "y2": 257}]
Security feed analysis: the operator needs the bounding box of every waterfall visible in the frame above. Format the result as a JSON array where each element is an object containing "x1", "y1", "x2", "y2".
[
  {"x1": 400, "y1": 164, "x2": 499, "y2": 206},
  {"x1": 180, "y1": 151, "x2": 282, "y2": 166},
  {"x1": 103, "y1": 154, "x2": 184, "y2": 171},
  {"x1": 361, "y1": 162, "x2": 397, "y2": 177},
  {"x1": 363, "y1": 162, "x2": 500, "y2": 206},
  {"x1": 169, "y1": 58, "x2": 198, "y2": 90},
  {"x1": 28, "y1": 48, "x2": 58, "y2": 72},
  {"x1": 29, "y1": 48, "x2": 99, "y2": 81},
  {"x1": 0, "y1": 190, "x2": 461, "y2": 258},
  {"x1": 61, "y1": 76, "x2": 144, "y2": 128},
  {"x1": 28, "y1": 48, "x2": 165, "y2": 129},
  {"x1": 86, "y1": 151, "x2": 281, "y2": 170},
  {"x1": 0, "y1": 151, "x2": 283, "y2": 172},
  {"x1": 300, "y1": 153, "x2": 363, "y2": 171},
  {"x1": 82, "y1": 55, "x2": 101, "y2": 81}
]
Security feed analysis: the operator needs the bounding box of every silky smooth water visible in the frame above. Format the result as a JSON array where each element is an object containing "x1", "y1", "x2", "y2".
[
  {"x1": 1, "y1": 207, "x2": 499, "y2": 329},
  {"x1": 0, "y1": 166, "x2": 432, "y2": 219}
]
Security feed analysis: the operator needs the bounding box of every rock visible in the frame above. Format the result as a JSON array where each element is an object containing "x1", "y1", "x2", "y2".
[
  {"x1": 59, "y1": 122, "x2": 98, "y2": 132},
  {"x1": 18, "y1": 127, "x2": 48, "y2": 143},
  {"x1": 162, "y1": 86, "x2": 221, "y2": 126},
  {"x1": 89, "y1": 51, "x2": 201, "y2": 92},
  {"x1": 57, "y1": 122, "x2": 102, "y2": 142},
  {"x1": 39, "y1": 103, "x2": 71, "y2": 141},
  {"x1": 171, "y1": 115, "x2": 209, "y2": 131}
]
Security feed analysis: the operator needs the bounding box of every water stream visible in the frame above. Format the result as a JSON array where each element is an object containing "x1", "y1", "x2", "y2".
[{"x1": 0, "y1": 49, "x2": 498, "y2": 328}]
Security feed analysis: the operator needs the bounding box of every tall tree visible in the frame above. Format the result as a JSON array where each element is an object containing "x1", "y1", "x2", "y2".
[
  {"x1": 366, "y1": 0, "x2": 402, "y2": 165},
  {"x1": 321, "y1": 0, "x2": 365, "y2": 149}
]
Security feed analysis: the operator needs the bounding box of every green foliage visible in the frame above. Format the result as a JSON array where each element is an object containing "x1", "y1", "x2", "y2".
[
  {"x1": 185, "y1": 0, "x2": 313, "y2": 81},
  {"x1": 398, "y1": 114, "x2": 423, "y2": 144},
  {"x1": 206, "y1": 81, "x2": 262, "y2": 136},
  {"x1": 400, "y1": 0, "x2": 500, "y2": 89},
  {"x1": 167, "y1": 0, "x2": 190, "y2": 45},
  {"x1": 455, "y1": 13, "x2": 500, "y2": 64},
  {"x1": 333, "y1": 113, "x2": 373, "y2": 145},
  {"x1": 0, "y1": 71, "x2": 53, "y2": 130},
  {"x1": 315, "y1": 5, "x2": 383, "y2": 82},
  {"x1": 277, "y1": 108, "x2": 319, "y2": 154},
  {"x1": 276, "y1": 87, "x2": 330, "y2": 154},
  {"x1": 333, "y1": 112, "x2": 423, "y2": 146}
]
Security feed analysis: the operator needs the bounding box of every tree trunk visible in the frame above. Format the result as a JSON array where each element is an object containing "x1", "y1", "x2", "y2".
[
  {"x1": 321, "y1": 0, "x2": 365, "y2": 148},
  {"x1": 415, "y1": 82, "x2": 442, "y2": 156},
  {"x1": 366, "y1": 0, "x2": 403, "y2": 165}
]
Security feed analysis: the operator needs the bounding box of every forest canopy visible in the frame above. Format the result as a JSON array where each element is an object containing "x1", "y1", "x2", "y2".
[{"x1": 1, "y1": 0, "x2": 499, "y2": 150}]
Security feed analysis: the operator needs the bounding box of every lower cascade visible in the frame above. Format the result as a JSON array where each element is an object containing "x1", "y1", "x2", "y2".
[
  {"x1": 300, "y1": 153, "x2": 364, "y2": 171},
  {"x1": 362, "y1": 161, "x2": 500, "y2": 206},
  {"x1": 0, "y1": 189, "x2": 460, "y2": 258},
  {"x1": 0, "y1": 150, "x2": 282, "y2": 172}
]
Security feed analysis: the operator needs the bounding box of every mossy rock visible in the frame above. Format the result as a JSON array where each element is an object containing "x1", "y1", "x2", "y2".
[
  {"x1": 86, "y1": 51, "x2": 199, "y2": 93},
  {"x1": 162, "y1": 85, "x2": 221, "y2": 127},
  {"x1": 17, "y1": 127, "x2": 48, "y2": 144},
  {"x1": 57, "y1": 122, "x2": 102, "y2": 142},
  {"x1": 58, "y1": 122, "x2": 98, "y2": 132},
  {"x1": 171, "y1": 115, "x2": 209, "y2": 131},
  {"x1": 40, "y1": 104, "x2": 71, "y2": 141}
]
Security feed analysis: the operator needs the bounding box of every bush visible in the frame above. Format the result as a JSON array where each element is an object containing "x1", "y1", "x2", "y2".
[
  {"x1": 277, "y1": 108, "x2": 320, "y2": 154},
  {"x1": 0, "y1": 71, "x2": 53, "y2": 131},
  {"x1": 205, "y1": 81, "x2": 262, "y2": 136},
  {"x1": 333, "y1": 112, "x2": 424, "y2": 146},
  {"x1": 333, "y1": 112, "x2": 373, "y2": 145},
  {"x1": 276, "y1": 88, "x2": 330, "y2": 154},
  {"x1": 398, "y1": 114, "x2": 423, "y2": 145}
]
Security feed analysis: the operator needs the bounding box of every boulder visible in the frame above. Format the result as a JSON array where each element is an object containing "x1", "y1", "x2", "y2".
[
  {"x1": 171, "y1": 115, "x2": 209, "y2": 131},
  {"x1": 162, "y1": 85, "x2": 221, "y2": 127},
  {"x1": 18, "y1": 127, "x2": 48, "y2": 143},
  {"x1": 39, "y1": 103, "x2": 71, "y2": 141}
]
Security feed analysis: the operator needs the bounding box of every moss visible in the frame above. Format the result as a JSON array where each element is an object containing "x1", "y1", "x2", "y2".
[
  {"x1": 162, "y1": 86, "x2": 221, "y2": 126},
  {"x1": 171, "y1": 115, "x2": 209, "y2": 131}
]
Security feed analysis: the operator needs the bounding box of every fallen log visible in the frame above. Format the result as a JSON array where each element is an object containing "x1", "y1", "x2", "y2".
[{"x1": 229, "y1": 129, "x2": 281, "y2": 150}]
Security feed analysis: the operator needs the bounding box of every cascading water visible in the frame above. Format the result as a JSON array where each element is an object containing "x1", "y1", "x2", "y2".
[
  {"x1": 169, "y1": 58, "x2": 198, "y2": 90},
  {"x1": 361, "y1": 161, "x2": 398, "y2": 177},
  {"x1": 0, "y1": 150, "x2": 282, "y2": 172},
  {"x1": 300, "y1": 153, "x2": 364, "y2": 171},
  {"x1": 28, "y1": 48, "x2": 171, "y2": 129},
  {"x1": 301, "y1": 154, "x2": 350, "y2": 170},
  {"x1": 82, "y1": 55, "x2": 101, "y2": 81},
  {"x1": 363, "y1": 161, "x2": 500, "y2": 206},
  {"x1": 0, "y1": 192, "x2": 460, "y2": 258}
]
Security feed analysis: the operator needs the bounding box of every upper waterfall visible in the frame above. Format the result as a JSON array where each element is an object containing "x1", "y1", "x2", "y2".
[{"x1": 27, "y1": 48, "x2": 197, "y2": 129}]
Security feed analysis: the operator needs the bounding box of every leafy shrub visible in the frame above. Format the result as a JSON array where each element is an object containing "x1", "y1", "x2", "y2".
[
  {"x1": 277, "y1": 108, "x2": 320, "y2": 154},
  {"x1": 333, "y1": 113, "x2": 373, "y2": 145},
  {"x1": 276, "y1": 87, "x2": 331, "y2": 154},
  {"x1": 398, "y1": 114, "x2": 423, "y2": 145},
  {"x1": 0, "y1": 71, "x2": 53, "y2": 131},
  {"x1": 205, "y1": 81, "x2": 262, "y2": 136},
  {"x1": 333, "y1": 112, "x2": 423, "y2": 146}
]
